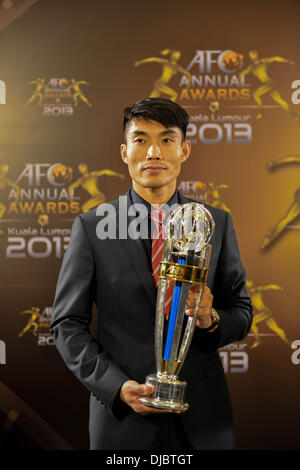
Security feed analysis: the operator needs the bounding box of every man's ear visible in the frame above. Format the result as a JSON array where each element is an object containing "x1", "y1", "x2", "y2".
[
  {"x1": 120, "y1": 144, "x2": 128, "y2": 164},
  {"x1": 181, "y1": 140, "x2": 191, "y2": 162}
]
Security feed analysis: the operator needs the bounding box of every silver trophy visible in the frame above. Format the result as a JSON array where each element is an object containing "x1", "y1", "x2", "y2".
[{"x1": 139, "y1": 203, "x2": 215, "y2": 411}]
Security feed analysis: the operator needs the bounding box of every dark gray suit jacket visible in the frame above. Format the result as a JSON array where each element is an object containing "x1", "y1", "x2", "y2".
[{"x1": 50, "y1": 190, "x2": 252, "y2": 450}]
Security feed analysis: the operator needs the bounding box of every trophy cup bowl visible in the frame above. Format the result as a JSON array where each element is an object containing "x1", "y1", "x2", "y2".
[{"x1": 139, "y1": 202, "x2": 215, "y2": 411}]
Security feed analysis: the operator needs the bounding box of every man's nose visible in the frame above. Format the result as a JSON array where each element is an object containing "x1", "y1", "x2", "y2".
[{"x1": 146, "y1": 144, "x2": 162, "y2": 158}]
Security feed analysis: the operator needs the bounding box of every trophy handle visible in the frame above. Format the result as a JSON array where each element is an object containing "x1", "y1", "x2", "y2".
[
  {"x1": 176, "y1": 285, "x2": 205, "y2": 376},
  {"x1": 154, "y1": 239, "x2": 173, "y2": 373},
  {"x1": 176, "y1": 244, "x2": 212, "y2": 377},
  {"x1": 155, "y1": 278, "x2": 168, "y2": 373},
  {"x1": 166, "y1": 282, "x2": 190, "y2": 376}
]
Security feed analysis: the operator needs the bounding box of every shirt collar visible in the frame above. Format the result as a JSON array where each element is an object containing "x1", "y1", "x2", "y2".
[{"x1": 130, "y1": 187, "x2": 179, "y2": 214}]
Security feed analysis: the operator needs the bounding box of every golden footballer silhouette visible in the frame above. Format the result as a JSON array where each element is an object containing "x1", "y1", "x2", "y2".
[
  {"x1": 67, "y1": 79, "x2": 92, "y2": 108},
  {"x1": 18, "y1": 308, "x2": 45, "y2": 338},
  {"x1": 192, "y1": 181, "x2": 231, "y2": 213},
  {"x1": 24, "y1": 78, "x2": 46, "y2": 107},
  {"x1": 68, "y1": 163, "x2": 124, "y2": 212},
  {"x1": 0, "y1": 164, "x2": 20, "y2": 219},
  {"x1": 134, "y1": 49, "x2": 191, "y2": 102},
  {"x1": 203, "y1": 182, "x2": 231, "y2": 213},
  {"x1": 246, "y1": 280, "x2": 291, "y2": 348},
  {"x1": 261, "y1": 156, "x2": 300, "y2": 249},
  {"x1": 239, "y1": 50, "x2": 299, "y2": 122}
]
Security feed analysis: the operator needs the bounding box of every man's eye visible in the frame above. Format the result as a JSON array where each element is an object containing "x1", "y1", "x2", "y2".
[
  {"x1": 134, "y1": 138, "x2": 144, "y2": 144},
  {"x1": 162, "y1": 138, "x2": 173, "y2": 143}
]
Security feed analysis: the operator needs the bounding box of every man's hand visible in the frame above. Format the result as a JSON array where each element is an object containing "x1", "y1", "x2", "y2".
[
  {"x1": 185, "y1": 285, "x2": 213, "y2": 328},
  {"x1": 120, "y1": 380, "x2": 181, "y2": 416}
]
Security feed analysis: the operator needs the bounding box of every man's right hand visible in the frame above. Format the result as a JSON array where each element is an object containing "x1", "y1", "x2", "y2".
[{"x1": 120, "y1": 380, "x2": 182, "y2": 416}]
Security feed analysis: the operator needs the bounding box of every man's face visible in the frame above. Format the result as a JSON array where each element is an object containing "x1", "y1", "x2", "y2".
[{"x1": 120, "y1": 118, "x2": 191, "y2": 192}]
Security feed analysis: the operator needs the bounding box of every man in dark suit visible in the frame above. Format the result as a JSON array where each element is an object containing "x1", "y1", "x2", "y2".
[{"x1": 50, "y1": 98, "x2": 252, "y2": 450}]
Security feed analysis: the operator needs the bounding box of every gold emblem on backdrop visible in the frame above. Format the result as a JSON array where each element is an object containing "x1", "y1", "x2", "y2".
[
  {"x1": 134, "y1": 49, "x2": 191, "y2": 102},
  {"x1": 0, "y1": 164, "x2": 20, "y2": 220},
  {"x1": 261, "y1": 156, "x2": 300, "y2": 249},
  {"x1": 24, "y1": 78, "x2": 92, "y2": 116},
  {"x1": 68, "y1": 164, "x2": 125, "y2": 212},
  {"x1": 18, "y1": 306, "x2": 54, "y2": 346},
  {"x1": 246, "y1": 280, "x2": 292, "y2": 348},
  {"x1": 18, "y1": 307, "x2": 47, "y2": 338},
  {"x1": 239, "y1": 50, "x2": 299, "y2": 122}
]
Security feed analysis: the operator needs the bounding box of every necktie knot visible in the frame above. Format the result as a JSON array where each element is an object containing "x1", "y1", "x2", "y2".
[{"x1": 149, "y1": 208, "x2": 167, "y2": 224}]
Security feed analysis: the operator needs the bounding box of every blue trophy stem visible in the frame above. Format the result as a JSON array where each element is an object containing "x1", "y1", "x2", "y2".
[{"x1": 163, "y1": 256, "x2": 186, "y2": 360}]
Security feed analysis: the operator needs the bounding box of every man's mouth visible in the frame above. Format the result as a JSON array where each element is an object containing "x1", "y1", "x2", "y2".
[{"x1": 143, "y1": 165, "x2": 167, "y2": 173}]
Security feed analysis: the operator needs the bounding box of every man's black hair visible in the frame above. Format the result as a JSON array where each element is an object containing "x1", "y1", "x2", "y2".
[{"x1": 123, "y1": 97, "x2": 189, "y2": 141}]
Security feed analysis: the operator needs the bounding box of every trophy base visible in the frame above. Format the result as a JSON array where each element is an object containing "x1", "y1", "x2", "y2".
[
  {"x1": 139, "y1": 396, "x2": 189, "y2": 412},
  {"x1": 139, "y1": 373, "x2": 189, "y2": 412}
]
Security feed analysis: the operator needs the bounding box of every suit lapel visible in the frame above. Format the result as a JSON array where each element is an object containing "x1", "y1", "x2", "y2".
[{"x1": 116, "y1": 191, "x2": 157, "y2": 308}]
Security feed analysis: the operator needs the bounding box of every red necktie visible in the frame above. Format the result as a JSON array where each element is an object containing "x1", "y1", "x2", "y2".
[{"x1": 150, "y1": 210, "x2": 173, "y2": 318}]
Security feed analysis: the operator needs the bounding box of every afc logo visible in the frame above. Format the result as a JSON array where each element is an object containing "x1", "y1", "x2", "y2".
[
  {"x1": 186, "y1": 50, "x2": 243, "y2": 74},
  {"x1": 15, "y1": 163, "x2": 71, "y2": 187}
]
